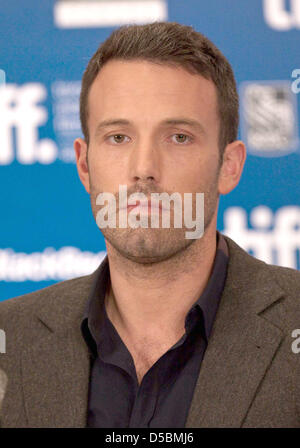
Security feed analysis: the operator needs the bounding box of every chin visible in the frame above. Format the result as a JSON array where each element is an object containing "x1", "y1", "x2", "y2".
[{"x1": 103, "y1": 227, "x2": 195, "y2": 264}]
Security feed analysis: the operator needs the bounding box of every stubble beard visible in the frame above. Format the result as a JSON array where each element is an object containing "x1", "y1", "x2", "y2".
[{"x1": 90, "y1": 176, "x2": 220, "y2": 265}]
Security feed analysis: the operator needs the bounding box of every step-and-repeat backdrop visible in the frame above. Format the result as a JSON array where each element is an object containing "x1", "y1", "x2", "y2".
[{"x1": 0, "y1": 0, "x2": 299, "y2": 301}]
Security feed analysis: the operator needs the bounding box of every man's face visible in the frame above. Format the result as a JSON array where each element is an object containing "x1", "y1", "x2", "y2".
[{"x1": 80, "y1": 59, "x2": 223, "y2": 263}]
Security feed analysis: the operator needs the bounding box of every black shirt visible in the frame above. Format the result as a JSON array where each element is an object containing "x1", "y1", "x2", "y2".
[{"x1": 81, "y1": 231, "x2": 229, "y2": 428}]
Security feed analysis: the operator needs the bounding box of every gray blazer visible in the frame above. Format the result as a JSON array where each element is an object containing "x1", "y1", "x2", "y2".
[{"x1": 0, "y1": 235, "x2": 300, "y2": 427}]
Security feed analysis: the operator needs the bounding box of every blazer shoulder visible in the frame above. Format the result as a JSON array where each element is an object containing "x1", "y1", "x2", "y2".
[
  {"x1": 266, "y1": 263, "x2": 300, "y2": 301},
  {"x1": 224, "y1": 234, "x2": 300, "y2": 313},
  {"x1": 225, "y1": 234, "x2": 300, "y2": 284}
]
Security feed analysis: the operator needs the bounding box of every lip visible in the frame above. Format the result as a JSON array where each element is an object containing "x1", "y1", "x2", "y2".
[
  {"x1": 119, "y1": 200, "x2": 167, "y2": 213},
  {"x1": 127, "y1": 202, "x2": 163, "y2": 212}
]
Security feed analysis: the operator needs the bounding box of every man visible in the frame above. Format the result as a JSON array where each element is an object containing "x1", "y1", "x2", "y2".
[{"x1": 0, "y1": 22, "x2": 299, "y2": 428}]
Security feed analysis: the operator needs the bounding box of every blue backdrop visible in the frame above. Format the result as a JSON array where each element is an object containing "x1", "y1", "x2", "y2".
[{"x1": 0, "y1": 0, "x2": 299, "y2": 301}]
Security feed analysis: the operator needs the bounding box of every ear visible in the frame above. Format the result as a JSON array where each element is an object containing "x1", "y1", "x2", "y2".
[
  {"x1": 74, "y1": 137, "x2": 90, "y2": 194},
  {"x1": 218, "y1": 140, "x2": 247, "y2": 195}
]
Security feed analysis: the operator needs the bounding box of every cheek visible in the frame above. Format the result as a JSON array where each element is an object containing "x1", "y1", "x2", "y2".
[
  {"x1": 88, "y1": 156, "x2": 125, "y2": 194},
  {"x1": 188, "y1": 164, "x2": 219, "y2": 194},
  {"x1": 176, "y1": 160, "x2": 211, "y2": 192}
]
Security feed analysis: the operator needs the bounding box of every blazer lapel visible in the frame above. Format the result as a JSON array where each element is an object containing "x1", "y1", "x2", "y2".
[
  {"x1": 21, "y1": 326, "x2": 90, "y2": 427},
  {"x1": 20, "y1": 269, "x2": 101, "y2": 427},
  {"x1": 185, "y1": 236, "x2": 285, "y2": 428}
]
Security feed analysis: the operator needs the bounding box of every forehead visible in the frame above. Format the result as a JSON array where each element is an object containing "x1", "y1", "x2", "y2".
[{"x1": 87, "y1": 59, "x2": 219, "y2": 130}]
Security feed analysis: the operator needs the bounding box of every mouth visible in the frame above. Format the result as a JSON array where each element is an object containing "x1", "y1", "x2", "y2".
[{"x1": 121, "y1": 200, "x2": 165, "y2": 213}]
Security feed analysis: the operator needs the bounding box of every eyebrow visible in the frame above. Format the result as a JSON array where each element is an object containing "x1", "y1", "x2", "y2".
[{"x1": 94, "y1": 118, "x2": 206, "y2": 137}]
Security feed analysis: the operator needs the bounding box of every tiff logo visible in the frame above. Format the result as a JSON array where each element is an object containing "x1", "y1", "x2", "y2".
[
  {"x1": 263, "y1": 0, "x2": 300, "y2": 30},
  {"x1": 223, "y1": 206, "x2": 300, "y2": 269},
  {"x1": 0, "y1": 83, "x2": 58, "y2": 165}
]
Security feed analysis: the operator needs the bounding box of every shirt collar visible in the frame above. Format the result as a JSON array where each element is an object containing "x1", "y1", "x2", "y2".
[
  {"x1": 193, "y1": 231, "x2": 228, "y2": 340},
  {"x1": 82, "y1": 231, "x2": 228, "y2": 346}
]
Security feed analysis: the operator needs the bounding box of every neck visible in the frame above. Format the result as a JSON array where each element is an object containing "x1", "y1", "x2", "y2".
[{"x1": 104, "y1": 224, "x2": 218, "y2": 342}]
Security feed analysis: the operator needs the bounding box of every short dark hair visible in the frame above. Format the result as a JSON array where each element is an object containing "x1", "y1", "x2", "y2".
[{"x1": 80, "y1": 21, "x2": 239, "y2": 161}]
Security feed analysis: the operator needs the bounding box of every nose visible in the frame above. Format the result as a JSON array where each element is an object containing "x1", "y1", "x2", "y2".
[{"x1": 128, "y1": 138, "x2": 161, "y2": 184}]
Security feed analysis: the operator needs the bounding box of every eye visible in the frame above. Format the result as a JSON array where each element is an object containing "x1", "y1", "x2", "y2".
[
  {"x1": 107, "y1": 134, "x2": 130, "y2": 144},
  {"x1": 171, "y1": 134, "x2": 192, "y2": 144}
]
